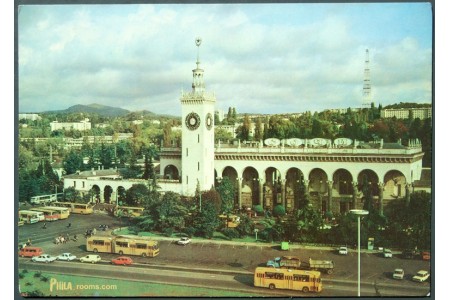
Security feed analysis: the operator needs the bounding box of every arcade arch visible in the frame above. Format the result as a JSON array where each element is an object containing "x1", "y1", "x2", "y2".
[
  {"x1": 104, "y1": 185, "x2": 113, "y2": 203},
  {"x1": 163, "y1": 165, "x2": 180, "y2": 180},
  {"x1": 242, "y1": 167, "x2": 259, "y2": 208}
]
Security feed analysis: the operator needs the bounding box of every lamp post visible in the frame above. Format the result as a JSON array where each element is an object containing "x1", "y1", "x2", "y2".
[{"x1": 350, "y1": 209, "x2": 369, "y2": 297}]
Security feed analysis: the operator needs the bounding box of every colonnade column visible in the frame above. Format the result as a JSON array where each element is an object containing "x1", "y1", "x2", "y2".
[
  {"x1": 327, "y1": 180, "x2": 333, "y2": 213},
  {"x1": 237, "y1": 177, "x2": 243, "y2": 209},
  {"x1": 99, "y1": 189, "x2": 104, "y2": 203},
  {"x1": 281, "y1": 179, "x2": 287, "y2": 209},
  {"x1": 303, "y1": 179, "x2": 310, "y2": 198},
  {"x1": 405, "y1": 183, "x2": 411, "y2": 206},
  {"x1": 378, "y1": 182, "x2": 385, "y2": 216},
  {"x1": 352, "y1": 181, "x2": 359, "y2": 210},
  {"x1": 259, "y1": 178, "x2": 264, "y2": 207}
]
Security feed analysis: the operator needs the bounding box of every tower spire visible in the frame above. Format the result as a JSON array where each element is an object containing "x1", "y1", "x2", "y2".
[
  {"x1": 362, "y1": 49, "x2": 372, "y2": 107},
  {"x1": 192, "y1": 37, "x2": 205, "y2": 93}
]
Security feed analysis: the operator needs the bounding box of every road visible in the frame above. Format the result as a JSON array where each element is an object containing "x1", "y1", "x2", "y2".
[{"x1": 18, "y1": 213, "x2": 431, "y2": 297}]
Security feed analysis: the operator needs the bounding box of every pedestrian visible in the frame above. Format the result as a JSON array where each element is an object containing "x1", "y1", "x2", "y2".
[
  {"x1": 67, "y1": 222, "x2": 71, "y2": 228},
  {"x1": 66, "y1": 233, "x2": 70, "y2": 242},
  {"x1": 27, "y1": 238, "x2": 32, "y2": 246},
  {"x1": 73, "y1": 234, "x2": 78, "y2": 242},
  {"x1": 42, "y1": 222, "x2": 47, "y2": 229}
]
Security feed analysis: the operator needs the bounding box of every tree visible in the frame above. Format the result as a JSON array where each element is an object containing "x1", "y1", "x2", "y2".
[
  {"x1": 64, "y1": 150, "x2": 83, "y2": 175},
  {"x1": 156, "y1": 192, "x2": 189, "y2": 232},
  {"x1": 125, "y1": 184, "x2": 150, "y2": 206},
  {"x1": 235, "y1": 114, "x2": 251, "y2": 141},
  {"x1": 99, "y1": 143, "x2": 114, "y2": 169},
  {"x1": 254, "y1": 117, "x2": 264, "y2": 141},
  {"x1": 64, "y1": 187, "x2": 80, "y2": 203},
  {"x1": 193, "y1": 201, "x2": 220, "y2": 238},
  {"x1": 216, "y1": 177, "x2": 235, "y2": 215}
]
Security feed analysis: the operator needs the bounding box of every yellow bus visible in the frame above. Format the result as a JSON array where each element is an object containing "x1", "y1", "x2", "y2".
[
  {"x1": 19, "y1": 210, "x2": 43, "y2": 224},
  {"x1": 45, "y1": 206, "x2": 70, "y2": 219},
  {"x1": 30, "y1": 207, "x2": 60, "y2": 221},
  {"x1": 114, "y1": 206, "x2": 144, "y2": 217},
  {"x1": 52, "y1": 202, "x2": 94, "y2": 214},
  {"x1": 86, "y1": 235, "x2": 159, "y2": 258},
  {"x1": 254, "y1": 267, "x2": 322, "y2": 293}
]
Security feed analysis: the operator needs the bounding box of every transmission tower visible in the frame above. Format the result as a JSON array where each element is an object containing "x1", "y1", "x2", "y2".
[{"x1": 362, "y1": 49, "x2": 372, "y2": 107}]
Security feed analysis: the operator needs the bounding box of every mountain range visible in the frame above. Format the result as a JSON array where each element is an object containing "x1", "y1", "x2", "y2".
[{"x1": 41, "y1": 103, "x2": 130, "y2": 117}]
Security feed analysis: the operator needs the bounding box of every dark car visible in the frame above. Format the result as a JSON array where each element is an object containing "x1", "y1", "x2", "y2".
[
  {"x1": 99, "y1": 224, "x2": 109, "y2": 231},
  {"x1": 402, "y1": 249, "x2": 416, "y2": 259}
]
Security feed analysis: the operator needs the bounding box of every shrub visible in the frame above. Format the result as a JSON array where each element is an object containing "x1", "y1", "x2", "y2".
[
  {"x1": 162, "y1": 227, "x2": 173, "y2": 237},
  {"x1": 33, "y1": 272, "x2": 42, "y2": 278},
  {"x1": 252, "y1": 205, "x2": 264, "y2": 215},
  {"x1": 182, "y1": 226, "x2": 196, "y2": 238},
  {"x1": 273, "y1": 205, "x2": 286, "y2": 217},
  {"x1": 40, "y1": 276, "x2": 49, "y2": 282},
  {"x1": 221, "y1": 228, "x2": 239, "y2": 239}
]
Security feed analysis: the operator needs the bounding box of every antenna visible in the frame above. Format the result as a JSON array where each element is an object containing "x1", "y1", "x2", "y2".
[
  {"x1": 362, "y1": 49, "x2": 372, "y2": 107},
  {"x1": 195, "y1": 37, "x2": 202, "y2": 68}
]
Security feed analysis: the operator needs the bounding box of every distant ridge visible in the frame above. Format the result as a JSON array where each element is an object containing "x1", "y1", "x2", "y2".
[{"x1": 43, "y1": 103, "x2": 130, "y2": 117}]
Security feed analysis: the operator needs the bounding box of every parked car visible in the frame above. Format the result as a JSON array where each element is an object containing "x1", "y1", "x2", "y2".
[
  {"x1": 421, "y1": 251, "x2": 431, "y2": 261},
  {"x1": 79, "y1": 254, "x2": 101, "y2": 264},
  {"x1": 393, "y1": 268, "x2": 405, "y2": 280},
  {"x1": 412, "y1": 270, "x2": 430, "y2": 282},
  {"x1": 402, "y1": 249, "x2": 416, "y2": 259},
  {"x1": 338, "y1": 246, "x2": 348, "y2": 255},
  {"x1": 57, "y1": 253, "x2": 77, "y2": 261},
  {"x1": 98, "y1": 224, "x2": 109, "y2": 231},
  {"x1": 383, "y1": 249, "x2": 393, "y2": 258},
  {"x1": 32, "y1": 254, "x2": 57, "y2": 263},
  {"x1": 18, "y1": 247, "x2": 43, "y2": 258},
  {"x1": 177, "y1": 237, "x2": 191, "y2": 246},
  {"x1": 111, "y1": 256, "x2": 133, "y2": 266}
]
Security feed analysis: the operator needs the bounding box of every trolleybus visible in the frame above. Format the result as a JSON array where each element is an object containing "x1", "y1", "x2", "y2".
[
  {"x1": 86, "y1": 235, "x2": 159, "y2": 257},
  {"x1": 254, "y1": 267, "x2": 322, "y2": 293}
]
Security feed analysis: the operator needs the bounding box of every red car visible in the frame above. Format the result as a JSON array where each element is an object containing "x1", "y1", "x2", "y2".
[{"x1": 111, "y1": 256, "x2": 133, "y2": 265}]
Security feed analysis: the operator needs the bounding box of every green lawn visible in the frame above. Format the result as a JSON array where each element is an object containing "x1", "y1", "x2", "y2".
[{"x1": 18, "y1": 269, "x2": 260, "y2": 297}]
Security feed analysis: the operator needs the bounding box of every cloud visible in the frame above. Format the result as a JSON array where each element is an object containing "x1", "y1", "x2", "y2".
[{"x1": 18, "y1": 3, "x2": 432, "y2": 115}]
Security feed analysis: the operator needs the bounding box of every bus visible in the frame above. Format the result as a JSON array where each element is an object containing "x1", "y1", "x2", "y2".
[
  {"x1": 18, "y1": 210, "x2": 42, "y2": 224},
  {"x1": 86, "y1": 235, "x2": 159, "y2": 258},
  {"x1": 52, "y1": 202, "x2": 94, "y2": 214},
  {"x1": 44, "y1": 206, "x2": 71, "y2": 219},
  {"x1": 30, "y1": 207, "x2": 60, "y2": 221},
  {"x1": 114, "y1": 206, "x2": 144, "y2": 217},
  {"x1": 254, "y1": 267, "x2": 322, "y2": 293},
  {"x1": 30, "y1": 193, "x2": 63, "y2": 205}
]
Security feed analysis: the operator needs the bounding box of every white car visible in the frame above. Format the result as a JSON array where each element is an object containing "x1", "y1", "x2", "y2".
[
  {"x1": 57, "y1": 253, "x2": 77, "y2": 261},
  {"x1": 338, "y1": 246, "x2": 348, "y2": 255},
  {"x1": 383, "y1": 249, "x2": 393, "y2": 258},
  {"x1": 412, "y1": 270, "x2": 430, "y2": 282},
  {"x1": 32, "y1": 254, "x2": 57, "y2": 263},
  {"x1": 79, "y1": 254, "x2": 101, "y2": 264},
  {"x1": 177, "y1": 237, "x2": 191, "y2": 245},
  {"x1": 393, "y1": 268, "x2": 404, "y2": 280}
]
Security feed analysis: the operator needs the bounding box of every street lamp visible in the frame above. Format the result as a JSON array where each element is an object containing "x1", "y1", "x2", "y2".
[{"x1": 350, "y1": 209, "x2": 369, "y2": 297}]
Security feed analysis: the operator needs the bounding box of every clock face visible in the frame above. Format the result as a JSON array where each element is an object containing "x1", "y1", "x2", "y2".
[
  {"x1": 185, "y1": 112, "x2": 200, "y2": 130},
  {"x1": 206, "y1": 113, "x2": 213, "y2": 130}
]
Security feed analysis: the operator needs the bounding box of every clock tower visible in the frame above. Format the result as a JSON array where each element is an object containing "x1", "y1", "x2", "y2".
[{"x1": 180, "y1": 37, "x2": 216, "y2": 196}]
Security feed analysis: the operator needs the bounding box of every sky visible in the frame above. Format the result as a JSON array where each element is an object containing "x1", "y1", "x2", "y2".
[{"x1": 18, "y1": 2, "x2": 433, "y2": 116}]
